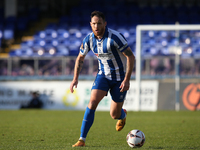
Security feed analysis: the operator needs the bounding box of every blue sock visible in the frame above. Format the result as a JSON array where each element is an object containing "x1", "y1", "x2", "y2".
[
  {"x1": 80, "y1": 107, "x2": 95, "y2": 140},
  {"x1": 118, "y1": 109, "x2": 126, "y2": 119}
]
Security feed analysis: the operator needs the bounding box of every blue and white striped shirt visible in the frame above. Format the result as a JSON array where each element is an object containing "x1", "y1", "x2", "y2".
[{"x1": 80, "y1": 27, "x2": 129, "y2": 81}]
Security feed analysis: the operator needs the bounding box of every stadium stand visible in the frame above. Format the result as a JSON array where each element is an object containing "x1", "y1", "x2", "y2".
[{"x1": 0, "y1": 0, "x2": 200, "y2": 76}]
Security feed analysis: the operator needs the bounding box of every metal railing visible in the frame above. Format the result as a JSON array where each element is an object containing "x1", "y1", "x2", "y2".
[{"x1": 0, "y1": 56, "x2": 199, "y2": 81}]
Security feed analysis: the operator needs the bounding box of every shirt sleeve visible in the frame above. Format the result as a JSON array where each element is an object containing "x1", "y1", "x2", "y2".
[
  {"x1": 113, "y1": 32, "x2": 129, "y2": 52},
  {"x1": 80, "y1": 35, "x2": 90, "y2": 55}
]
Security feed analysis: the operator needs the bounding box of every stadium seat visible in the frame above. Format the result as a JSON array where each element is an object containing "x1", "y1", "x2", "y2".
[
  {"x1": 6, "y1": 0, "x2": 200, "y2": 60},
  {"x1": 128, "y1": 27, "x2": 136, "y2": 36},
  {"x1": 142, "y1": 46, "x2": 158, "y2": 57},
  {"x1": 3, "y1": 28, "x2": 14, "y2": 40},
  {"x1": 9, "y1": 47, "x2": 33, "y2": 57},
  {"x1": 57, "y1": 29, "x2": 70, "y2": 39},
  {"x1": 68, "y1": 45, "x2": 80, "y2": 56},
  {"x1": 57, "y1": 37, "x2": 70, "y2": 46},
  {"x1": 191, "y1": 38, "x2": 200, "y2": 47},
  {"x1": 192, "y1": 47, "x2": 200, "y2": 58},
  {"x1": 45, "y1": 29, "x2": 57, "y2": 39},
  {"x1": 34, "y1": 31, "x2": 46, "y2": 39},
  {"x1": 20, "y1": 40, "x2": 34, "y2": 48},
  {"x1": 69, "y1": 37, "x2": 81, "y2": 46},
  {"x1": 56, "y1": 45, "x2": 69, "y2": 56},
  {"x1": 44, "y1": 46, "x2": 56, "y2": 56},
  {"x1": 44, "y1": 38, "x2": 58, "y2": 47},
  {"x1": 69, "y1": 28, "x2": 82, "y2": 39},
  {"x1": 161, "y1": 47, "x2": 170, "y2": 55},
  {"x1": 80, "y1": 27, "x2": 91, "y2": 37},
  {"x1": 34, "y1": 39, "x2": 46, "y2": 47},
  {"x1": 127, "y1": 36, "x2": 136, "y2": 48},
  {"x1": 32, "y1": 46, "x2": 45, "y2": 57},
  {"x1": 181, "y1": 46, "x2": 193, "y2": 58},
  {"x1": 117, "y1": 28, "x2": 130, "y2": 39}
]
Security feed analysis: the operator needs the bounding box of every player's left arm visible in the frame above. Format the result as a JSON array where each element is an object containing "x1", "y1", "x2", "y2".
[{"x1": 120, "y1": 47, "x2": 135, "y2": 92}]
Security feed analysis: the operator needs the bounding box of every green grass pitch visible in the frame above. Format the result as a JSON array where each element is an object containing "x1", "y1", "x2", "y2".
[{"x1": 0, "y1": 110, "x2": 199, "y2": 150}]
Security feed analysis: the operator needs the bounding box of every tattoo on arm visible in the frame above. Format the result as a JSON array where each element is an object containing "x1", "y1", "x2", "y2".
[{"x1": 76, "y1": 59, "x2": 83, "y2": 74}]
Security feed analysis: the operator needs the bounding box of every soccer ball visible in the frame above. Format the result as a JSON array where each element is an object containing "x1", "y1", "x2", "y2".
[{"x1": 126, "y1": 129, "x2": 145, "y2": 148}]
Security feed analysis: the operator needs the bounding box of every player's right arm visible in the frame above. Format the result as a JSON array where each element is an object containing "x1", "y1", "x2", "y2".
[{"x1": 69, "y1": 53, "x2": 86, "y2": 93}]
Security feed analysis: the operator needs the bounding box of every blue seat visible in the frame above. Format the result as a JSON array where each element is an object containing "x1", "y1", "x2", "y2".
[
  {"x1": 33, "y1": 39, "x2": 46, "y2": 47},
  {"x1": 3, "y1": 28, "x2": 14, "y2": 40},
  {"x1": 9, "y1": 47, "x2": 33, "y2": 57},
  {"x1": 191, "y1": 38, "x2": 200, "y2": 47},
  {"x1": 128, "y1": 27, "x2": 136, "y2": 36},
  {"x1": 181, "y1": 46, "x2": 193, "y2": 58},
  {"x1": 44, "y1": 45, "x2": 56, "y2": 56},
  {"x1": 193, "y1": 47, "x2": 200, "y2": 58},
  {"x1": 160, "y1": 39, "x2": 168, "y2": 47},
  {"x1": 69, "y1": 28, "x2": 82, "y2": 39},
  {"x1": 20, "y1": 40, "x2": 34, "y2": 48},
  {"x1": 142, "y1": 46, "x2": 158, "y2": 57},
  {"x1": 21, "y1": 47, "x2": 34, "y2": 56},
  {"x1": 56, "y1": 45, "x2": 69, "y2": 56},
  {"x1": 34, "y1": 31, "x2": 46, "y2": 39},
  {"x1": 44, "y1": 38, "x2": 59, "y2": 47},
  {"x1": 159, "y1": 31, "x2": 168, "y2": 38},
  {"x1": 68, "y1": 45, "x2": 80, "y2": 56},
  {"x1": 57, "y1": 37, "x2": 70, "y2": 46},
  {"x1": 69, "y1": 37, "x2": 81, "y2": 47},
  {"x1": 127, "y1": 36, "x2": 136, "y2": 48},
  {"x1": 57, "y1": 29, "x2": 70, "y2": 38},
  {"x1": 51, "y1": 39, "x2": 59, "y2": 47},
  {"x1": 117, "y1": 28, "x2": 130, "y2": 39},
  {"x1": 45, "y1": 38, "x2": 53, "y2": 47},
  {"x1": 161, "y1": 47, "x2": 170, "y2": 55},
  {"x1": 45, "y1": 29, "x2": 57, "y2": 39},
  {"x1": 9, "y1": 50, "x2": 18, "y2": 57},
  {"x1": 32, "y1": 46, "x2": 45, "y2": 56},
  {"x1": 80, "y1": 27, "x2": 91, "y2": 37}
]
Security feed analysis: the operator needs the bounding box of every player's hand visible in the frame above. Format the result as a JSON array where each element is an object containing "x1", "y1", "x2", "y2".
[
  {"x1": 119, "y1": 80, "x2": 130, "y2": 92},
  {"x1": 69, "y1": 80, "x2": 78, "y2": 93}
]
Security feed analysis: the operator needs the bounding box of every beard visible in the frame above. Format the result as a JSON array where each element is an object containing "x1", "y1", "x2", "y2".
[{"x1": 92, "y1": 27, "x2": 105, "y2": 38}]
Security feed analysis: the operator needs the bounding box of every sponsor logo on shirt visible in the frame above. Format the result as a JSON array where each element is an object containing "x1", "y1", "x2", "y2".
[{"x1": 94, "y1": 53, "x2": 112, "y2": 59}]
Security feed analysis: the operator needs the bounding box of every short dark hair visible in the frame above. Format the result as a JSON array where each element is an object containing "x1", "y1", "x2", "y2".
[{"x1": 91, "y1": 11, "x2": 106, "y2": 22}]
